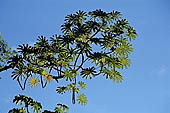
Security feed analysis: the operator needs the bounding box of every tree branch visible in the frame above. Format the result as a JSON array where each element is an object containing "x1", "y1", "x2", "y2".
[
  {"x1": 40, "y1": 76, "x2": 47, "y2": 88},
  {"x1": 0, "y1": 64, "x2": 13, "y2": 73},
  {"x1": 26, "y1": 105, "x2": 30, "y2": 113},
  {"x1": 73, "y1": 51, "x2": 81, "y2": 70},
  {"x1": 94, "y1": 62, "x2": 104, "y2": 76},
  {"x1": 52, "y1": 75, "x2": 64, "y2": 82},
  {"x1": 53, "y1": 66, "x2": 64, "y2": 74},
  {"x1": 17, "y1": 75, "x2": 29, "y2": 90},
  {"x1": 88, "y1": 23, "x2": 104, "y2": 40},
  {"x1": 76, "y1": 52, "x2": 85, "y2": 71}
]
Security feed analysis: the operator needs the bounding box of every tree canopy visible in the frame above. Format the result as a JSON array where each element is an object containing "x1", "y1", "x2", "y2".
[{"x1": 0, "y1": 9, "x2": 137, "y2": 113}]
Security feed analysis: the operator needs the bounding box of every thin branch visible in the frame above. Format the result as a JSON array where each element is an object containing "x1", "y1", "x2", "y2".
[
  {"x1": 69, "y1": 65, "x2": 83, "y2": 70},
  {"x1": 17, "y1": 78, "x2": 24, "y2": 90},
  {"x1": 73, "y1": 51, "x2": 81, "y2": 70},
  {"x1": 88, "y1": 24, "x2": 103, "y2": 40},
  {"x1": 40, "y1": 76, "x2": 43, "y2": 88},
  {"x1": 40, "y1": 76, "x2": 47, "y2": 88},
  {"x1": 75, "y1": 52, "x2": 84, "y2": 71},
  {"x1": 94, "y1": 70, "x2": 102, "y2": 76},
  {"x1": 72, "y1": 87, "x2": 75, "y2": 104},
  {"x1": 94, "y1": 62, "x2": 104, "y2": 76},
  {"x1": 23, "y1": 75, "x2": 29, "y2": 89},
  {"x1": 52, "y1": 75, "x2": 64, "y2": 81},
  {"x1": 71, "y1": 51, "x2": 82, "y2": 104},
  {"x1": 53, "y1": 66, "x2": 64, "y2": 74},
  {"x1": 49, "y1": 66, "x2": 53, "y2": 74},
  {"x1": 59, "y1": 66, "x2": 62, "y2": 77},
  {"x1": 57, "y1": 67, "x2": 60, "y2": 77},
  {"x1": 105, "y1": 51, "x2": 113, "y2": 55},
  {"x1": 0, "y1": 64, "x2": 13, "y2": 72},
  {"x1": 71, "y1": 50, "x2": 82, "y2": 105},
  {"x1": 26, "y1": 106, "x2": 30, "y2": 113},
  {"x1": 72, "y1": 74, "x2": 76, "y2": 104},
  {"x1": 17, "y1": 75, "x2": 29, "y2": 90},
  {"x1": 43, "y1": 81, "x2": 47, "y2": 88}
]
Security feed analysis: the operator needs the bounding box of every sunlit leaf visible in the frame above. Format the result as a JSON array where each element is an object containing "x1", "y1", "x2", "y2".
[{"x1": 77, "y1": 94, "x2": 87, "y2": 106}]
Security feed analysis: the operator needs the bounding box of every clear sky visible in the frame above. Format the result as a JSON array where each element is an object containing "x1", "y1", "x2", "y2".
[{"x1": 0, "y1": 0, "x2": 170, "y2": 113}]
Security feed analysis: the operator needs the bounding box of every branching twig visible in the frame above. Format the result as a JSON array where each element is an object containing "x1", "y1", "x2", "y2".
[
  {"x1": 17, "y1": 75, "x2": 29, "y2": 90},
  {"x1": 53, "y1": 66, "x2": 64, "y2": 74}
]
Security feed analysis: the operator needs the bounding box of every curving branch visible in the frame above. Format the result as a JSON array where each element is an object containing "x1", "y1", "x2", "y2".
[
  {"x1": 40, "y1": 76, "x2": 47, "y2": 88},
  {"x1": 76, "y1": 52, "x2": 85, "y2": 71},
  {"x1": 73, "y1": 50, "x2": 81, "y2": 70},
  {"x1": 0, "y1": 64, "x2": 13, "y2": 73},
  {"x1": 17, "y1": 75, "x2": 30, "y2": 90},
  {"x1": 53, "y1": 66, "x2": 64, "y2": 74},
  {"x1": 88, "y1": 23, "x2": 104, "y2": 40},
  {"x1": 93, "y1": 62, "x2": 104, "y2": 76},
  {"x1": 26, "y1": 105, "x2": 30, "y2": 113},
  {"x1": 52, "y1": 75, "x2": 64, "y2": 82}
]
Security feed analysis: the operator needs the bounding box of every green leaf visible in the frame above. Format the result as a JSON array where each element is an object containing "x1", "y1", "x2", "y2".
[
  {"x1": 56, "y1": 86, "x2": 67, "y2": 94},
  {"x1": 75, "y1": 88, "x2": 80, "y2": 93},
  {"x1": 78, "y1": 81, "x2": 87, "y2": 89},
  {"x1": 41, "y1": 69, "x2": 48, "y2": 75},
  {"x1": 54, "y1": 107, "x2": 63, "y2": 113},
  {"x1": 63, "y1": 70, "x2": 74, "y2": 81},
  {"x1": 81, "y1": 67, "x2": 96, "y2": 79},
  {"x1": 126, "y1": 26, "x2": 137, "y2": 40},
  {"x1": 67, "y1": 83, "x2": 76, "y2": 92},
  {"x1": 54, "y1": 104, "x2": 69, "y2": 113},
  {"x1": 112, "y1": 71, "x2": 123, "y2": 83},
  {"x1": 77, "y1": 94, "x2": 88, "y2": 106}
]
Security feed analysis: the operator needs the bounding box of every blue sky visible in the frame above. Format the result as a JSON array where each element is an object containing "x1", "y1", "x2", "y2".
[{"x1": 0, "y1": 0, "x2": 170, "y2": 113}]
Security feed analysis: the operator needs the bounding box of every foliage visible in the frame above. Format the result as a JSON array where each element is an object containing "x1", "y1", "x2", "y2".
[
  {"x1": 9, "y1": 95, "x2": 69, "y2": 113},
  {"x1": 77, "y1": 94, "x2": 87, "y2": 106},
  {"x1": 9, "y1": 95, "x2": 42, "y2": 113},
  {"x1": 0, "y1": 34, "x2": 17, "y2": 79},
  {"x1": 0, "y1": 9, "x2": 137, "y2": 112},
  {"x1": 0, "y1": 34, "x2": 16, "y2": 73}
]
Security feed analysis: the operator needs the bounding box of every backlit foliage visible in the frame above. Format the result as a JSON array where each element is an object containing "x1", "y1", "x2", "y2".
[
  {"x1": 0, "y1": 9, "x2": 137, "y2": 111},
  {"x1": 9, "y1": 95, "x2": 69, "y2": 113},
  {"x1": 9, "y1": 95, "x2": 42, "y2": 113},
  {"x1": 0, "y1": 34, "x2": 16, "y2": 74},
  {"x1": 77, "y1": 94, "x2": 88, "y2": 106}
]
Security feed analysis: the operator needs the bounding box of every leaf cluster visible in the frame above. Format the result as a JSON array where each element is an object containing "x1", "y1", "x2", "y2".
[
  {"x1": 9, "y1": 95, "x2": 42, "y2": 113},
  {"x1": 0, "y1": 35, "x2": 16, "y2": 71},
  {"x1": 9, "y1": 95, "x2": 69, "y2": 113}
]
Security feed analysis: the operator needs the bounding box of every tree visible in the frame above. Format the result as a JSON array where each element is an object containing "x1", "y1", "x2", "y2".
[{"x1": 0, "y1": 9, "x2": 137, "y2": 112}]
